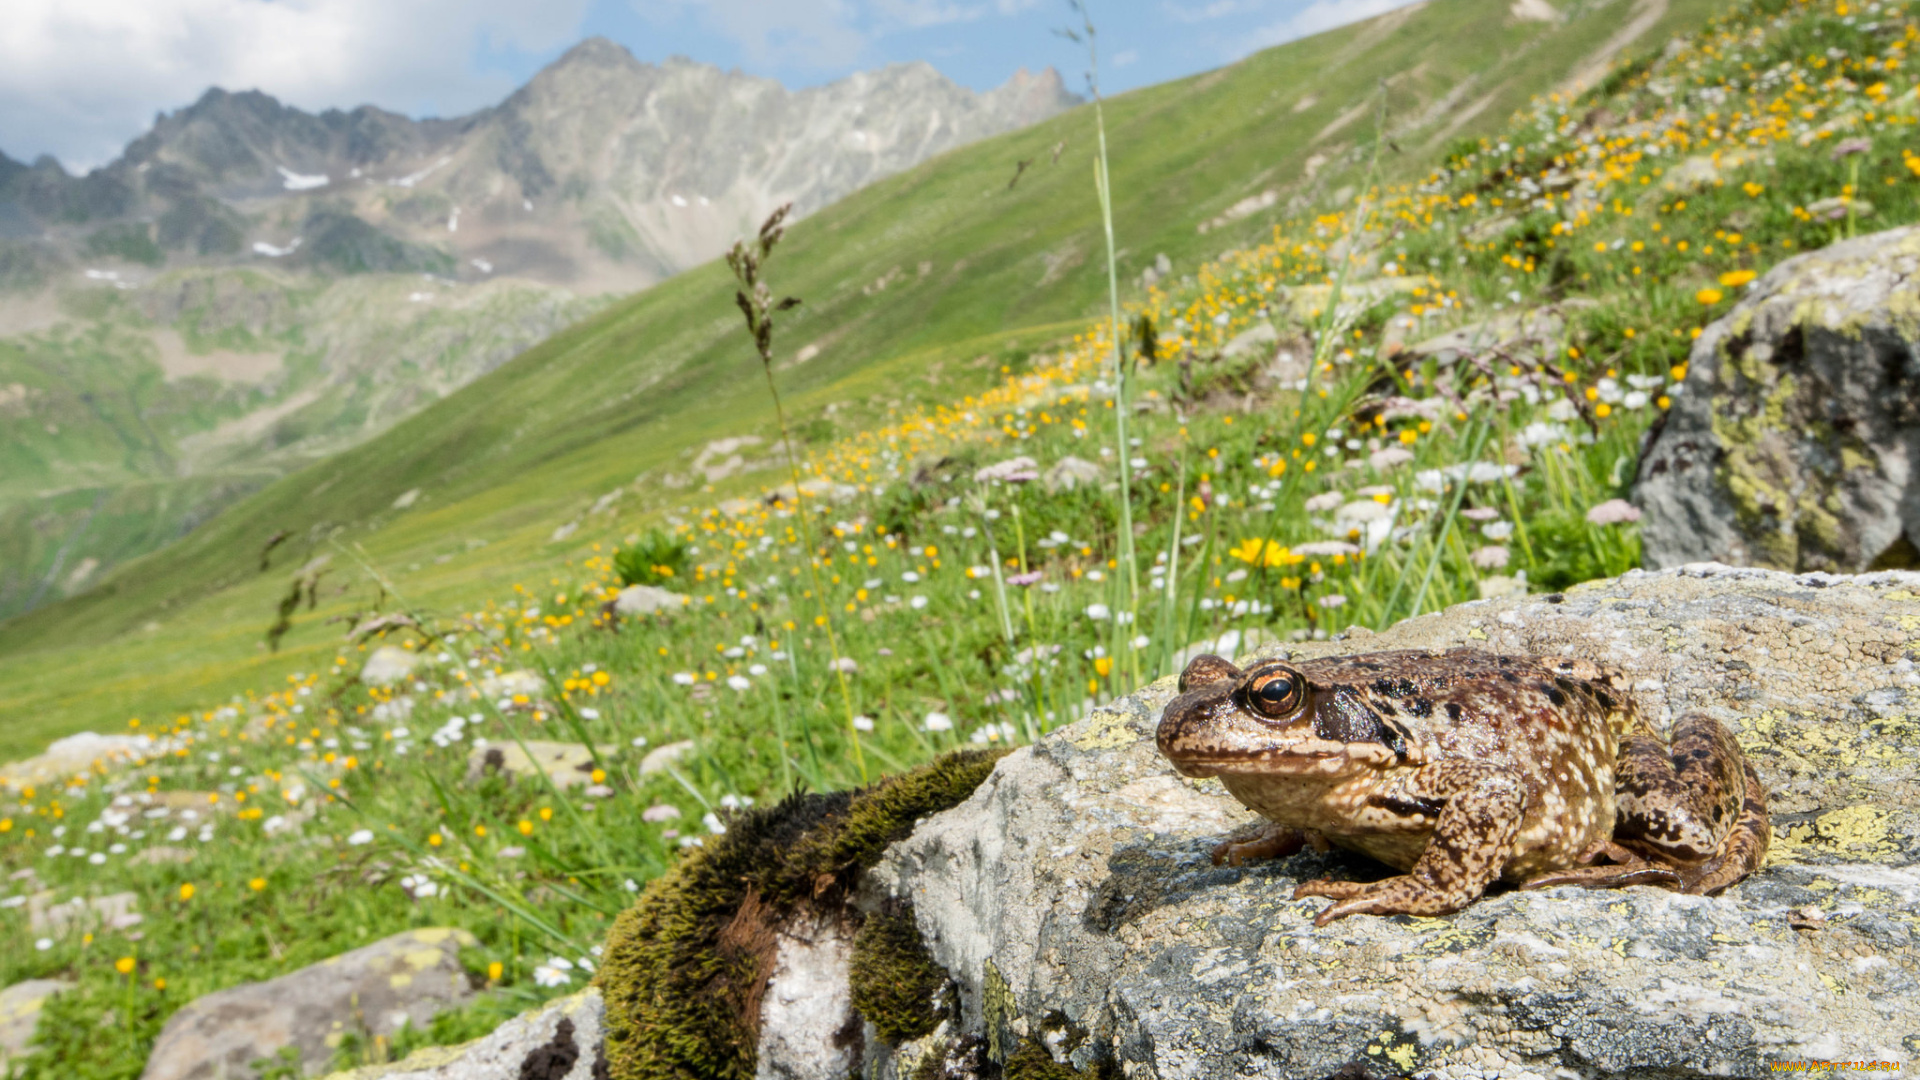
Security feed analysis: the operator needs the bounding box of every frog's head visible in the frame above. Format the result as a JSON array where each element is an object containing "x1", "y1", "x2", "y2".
[{"x1": 1157, "y1": 654, "x2": 1405, "y2": 778}]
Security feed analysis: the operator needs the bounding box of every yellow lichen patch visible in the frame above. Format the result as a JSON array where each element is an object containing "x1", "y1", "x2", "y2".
[
  {"x1": 1073, "y1": 709, "x2": 1138, "y2": 751},
  {"x1": 388, "y1": 972, "x2": 414, "y2": 990},
  {"x1": 403, "y1": 949, "x2": 446, "y2": 971},
  {"x1": 1768, "y1": 804, "x2": 1899, "y2": 865}
]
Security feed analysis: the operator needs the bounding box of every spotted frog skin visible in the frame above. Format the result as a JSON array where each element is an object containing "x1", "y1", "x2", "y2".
[{"x1": 1156, "y1": 649, "x2": 1770, "y2": 925}]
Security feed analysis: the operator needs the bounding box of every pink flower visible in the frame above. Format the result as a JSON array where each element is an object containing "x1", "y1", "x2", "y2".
[
  {"x1": 1585, "y1": 499, "x2": 1642, "y2": 525},
  {"x1": 1006, "y1": 571, "x2": 1043, "y2": 586}
]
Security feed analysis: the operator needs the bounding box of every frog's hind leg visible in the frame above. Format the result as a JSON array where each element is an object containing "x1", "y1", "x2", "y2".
[
  {"x1": 1519, "y1": 839, "x2": 1682, "y2": 891},
  {"x1": 1615, "y1": 712, "x2": 1769, "y2": 894},
  {"x1": 1684, "y1": 758, "x2": 1770, "y2": 894}
]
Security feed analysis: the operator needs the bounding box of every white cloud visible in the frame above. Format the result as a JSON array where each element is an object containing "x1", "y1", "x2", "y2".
[
  {"x1": 0, "y1": 0, "x2": 593, "y2": 172},
  {"x1": 632, "y1": 0, "x2": 869, "y2": 69},
  {"x1": 1111, "y1": 48, "x2": 1139, "y2": 67},
  {"x1": 1244, "y1": 0, "x2": 1427, "y2": 51}
]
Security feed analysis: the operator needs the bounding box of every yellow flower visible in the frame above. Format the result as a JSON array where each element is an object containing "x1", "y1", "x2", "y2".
[
  {"x1": 178, "y1": 883, "x2": 195, "y2": 902},
  {"x1": 474, "y1": 824, "x2": 488, "y2": 838},
  {"x1": 1094, "y1": 657, "x2": 1114, "y2": 678},
  {"x1": 248, "y1": 878, "x2": 267, "y2": 892},
  {"x1": 538, "y1": 807, "x2": 553, "y2": 822},
  {"x1": 591, "y1": 671, "x2": 611, "y2": 687},
  {"x1": 428, "y1": 833, "x2": 443, "y2": 847},
  {"x1": 518, "y1": 819, "x2": 534, "y2": 836},
  {"x1": 154, "y1": 978, "x2": 167, "y2": 991},
  {"x1": 115, "y1": 956, "x2": 136, "y2": 975},
  {"x1": 1718, "y1": 269, "x2": 1756, "y2": 288},
  {"x1": 1595, "y1": 402, "x2": 1613, "y2": 418},
  {"x1": 1398, "y1": 429, "x2": 1417, "y2": 445},
  {"x1": 1300, "y1": 432, "x2": 1317, "y2": 447},
  {"x1": 488, "y1": 961, "x2": 504, "y2": 982},
  {"x1": 590, "y1": 769, "x2": 606, "y2": 784},
  {"x1": 1229, "y1": 538, "x2": 1265, "y2": 564},
  {"x1": 1696, "y1": 288, "x2": 1724, "y2": 305}
]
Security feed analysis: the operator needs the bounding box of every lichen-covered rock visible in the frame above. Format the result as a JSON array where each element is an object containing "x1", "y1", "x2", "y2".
[
  {"x1": 140, "y1": 928, "x2": 480, "y2": 1080},
  {"x1": 321, "y1": 989, "x2": 606, "y2": 1080},
  {"x1": 865, "y1": 566, "x2": 1920, "y2": 1079},
  {"x1": 0, "y1": 980, "x2": 70, "y2": 1069},
  {"x1": 1637, "y1": 225, "x2": 1920, "y2": 572}
]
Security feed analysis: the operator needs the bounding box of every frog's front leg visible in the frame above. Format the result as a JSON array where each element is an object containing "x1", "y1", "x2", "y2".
[
  {"x1": 1614, "y1": 712, "x2": 1770, "y2": 894},
  {"x1": 1211, "y1": 821, "x2": 1322, "y2": 867},
  {"x1": 1295, "y1": 761, "x2": 1523, "y2": 926}
]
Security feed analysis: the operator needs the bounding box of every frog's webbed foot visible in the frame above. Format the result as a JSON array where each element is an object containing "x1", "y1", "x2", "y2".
[
  {"x1": 1293, "y1": 872, "x2": 1475, "y2": 926},
  {"x1": 1210, "y1": 823, "x2": 1316, "y2": 867},
  {"x1": 1520, "y1": 840, "x2": 1681, "y2": 891}
]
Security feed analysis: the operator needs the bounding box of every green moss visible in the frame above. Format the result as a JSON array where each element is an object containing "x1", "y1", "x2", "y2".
[
  {"x1": 596, "y1": 749, "x2": 1006, "y2": 1080},
  {"x1": 1004, "y1": 1039, "x2": 1108, "y2": 1080},
  {"x1": 849, "y1": 902, "x2": 947, "y2": 1044}
]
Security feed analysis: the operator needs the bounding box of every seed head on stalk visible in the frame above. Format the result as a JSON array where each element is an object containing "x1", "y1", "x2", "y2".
[{"x1": 725, "y1": 203, "x2": 868, "y2": 782}]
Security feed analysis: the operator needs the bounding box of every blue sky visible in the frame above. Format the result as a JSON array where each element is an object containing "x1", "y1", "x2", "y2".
[{"x1": 1, "y1": 0, "x2": 1417, "y2": 172}]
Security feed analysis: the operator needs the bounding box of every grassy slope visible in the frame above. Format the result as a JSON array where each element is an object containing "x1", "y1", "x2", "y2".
[{"x1": 0, "y1": 0, "x2": 1725, "y2": 760}]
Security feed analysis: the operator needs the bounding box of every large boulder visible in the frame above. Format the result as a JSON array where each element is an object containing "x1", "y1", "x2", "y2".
[
  {"x1": 0, "y1": 732, "x2": 158, "y2": 791},
  {"x1": 140, "y1": 928, "x2": 479, "y2": 1080},
  {"x1": 854, "y1": 565, "x2": 1920, "y2": 1078},
  {"x1": 1637, "y1": 225, "x2": 1920, "y2": 572}
]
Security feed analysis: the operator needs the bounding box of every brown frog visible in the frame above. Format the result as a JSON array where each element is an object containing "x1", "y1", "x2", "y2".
[{"x1": 1156, "y1": 648, "x2": 1770, "y2": 925}]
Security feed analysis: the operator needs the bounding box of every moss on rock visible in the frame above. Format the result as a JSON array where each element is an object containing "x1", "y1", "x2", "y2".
[
  {"x1": 849, "y1": 901, "x2": 948, "y2": 1045},
  {"x1": 595, "y1": 749, "x2": 1005, "y2": 1080}
]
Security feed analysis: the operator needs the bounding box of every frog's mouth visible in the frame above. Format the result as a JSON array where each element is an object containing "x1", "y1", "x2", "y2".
[{"x1": 1166, "y1": 747, "x2": 1360, "y2": 779}]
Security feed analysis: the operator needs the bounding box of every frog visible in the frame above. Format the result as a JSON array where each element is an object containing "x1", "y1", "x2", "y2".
[{"x1": 1155, "y1": 648, "x2": 1770, "y2": 925}]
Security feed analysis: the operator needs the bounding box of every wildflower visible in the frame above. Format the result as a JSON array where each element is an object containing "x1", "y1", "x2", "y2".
[
  {"x1": 1317, "y1": 594, "x2": 1348, "y2": 609},
  {"x1": 1303, "y1": 492, "x2": 1343, "y2": 512},
  {"x1": 1130, "y1": 635, "x2": 1151, "y2": 650},
  {"x1": 726, "y1": 675, "x2": 751, "y2": 691},
  {"x1": 1291, "y1": 541, "x2": 1360, "y2": 557},
  {"x1": 1696, "y1": 288, "x2": 1724, "y2": 305},
  {"x1": 1585, "y1": 499, "x2": 1643, "y2": 525},
  {"x1": 1369, "y1": 447, "x2": 1413, "y2": 470},
  {"x1": 642, "y1": 804, "x2": 681, "y2": 823},
  {"x1": 1459, "y1": 508, "x2": 1500, "y2": 522},
  {"x1": 1006, "y1": 571, "x2": 1043, "y2": 586},
  {"x1": 248, "y1": 877, "x2": 267, "y2": 892},
  {"x1": 347, "y1": 829, "x2": 374, "y2": 846},
  {"x1": 35, "y1": 938, "x2": 52, "y2": 951},
  {"x1": 910, "y1": 595, "x2": 928, "y2": 610},
  {"x1": 488, "y1": 962, "x2": 504, "y2": 982},
  {"x1": 399, "y1": 873, "x2": 439, "y2": 899},
  {"x1": 532, "y1": 957, "x2": 574, "y2": 988},
  {"x1": 1470, "y1": 545, "x2": 1511, "y2": 569},
  {"x1": 1831, "y1": 137, "x2": 1872, "y2": 159},
  {"x1": 924, "y1": 712, "x2": 953, "y2": 732},
  {"x1": 178, "y1": 883, "x2": 195, "y2": 902},
  {"x1": 830, "y1": 657, "x2": 859, "y2": 674},
  {"x1": 1482, "y1": 521, "x2": 1514, "y2": 540},
  {"x1": 1084, "y1": 603, "x2": 1111, "y2": 621},
  {"x1": 1719, "y1": 269, "x2": 1756, "y2": 288},
  {"x1": 1094, "y1": 657, "x2": 1113, "y2": 678},
  {"x1": 115, "y1": 956, "x2": 136, "y2": 975}
]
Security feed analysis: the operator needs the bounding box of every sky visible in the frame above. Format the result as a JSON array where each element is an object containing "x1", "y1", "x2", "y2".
[{"x1": 1, "y1": 0, "x2": 1423, "y2": 174}]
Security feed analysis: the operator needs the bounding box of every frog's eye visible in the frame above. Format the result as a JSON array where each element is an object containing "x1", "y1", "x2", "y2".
[{"x1": 1246, "y1": 668, "x2": 1305, "y2": 719}]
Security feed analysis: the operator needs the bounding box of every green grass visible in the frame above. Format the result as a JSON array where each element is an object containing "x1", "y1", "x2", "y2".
[
  {"x1": 14, "y1": 0, "x2": 1919, "y2": 1072},
  {"x1": 0, "y1": 0, "x2": 1727, "y2": 760}
]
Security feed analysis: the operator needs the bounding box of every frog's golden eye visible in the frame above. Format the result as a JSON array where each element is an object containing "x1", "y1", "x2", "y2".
[{"x1": 1245, "y1": 667, "x2": 1305, "y2": 719}]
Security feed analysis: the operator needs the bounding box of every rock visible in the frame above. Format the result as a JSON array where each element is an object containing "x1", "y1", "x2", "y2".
[
  {"x1": 319, "y1": 989, "x2": 605, "y2": 1080},
  {"x1": 0, "y1": 732, "x2": 157, "y2": 791},
  {"x1": 1637, "y1": 225, "x2": 1920, "y2": 572},
  {"x1": 854, "y1": 565, "x2": 1920, "y2": 1077},
  {"x1": 28, "y1": 891, "x2": 141, "y2": 935},
  {"x1": 637, "y1": 739, "x2": 696, "y2": 776},
  {"x1": 129, "y1": 846, "x2": 196, "y2": 867},
  {"x1": 391, "y1": 488, "x2": 421, "y2": 510},
  {"x1": 0, "y1": 979, "x2": 71, "y2": 1068},
  {"x1": 140, "y1": 928, "x2": 479, "y2": 1080},
  {"x1": 464, "y1": 741, "x2": 611, "y2": 790},
  {"x1": 361, "y1": 646, "x2": 421, "y2": 688},
  {"x1": 612, "y1": 585, "x2": 685, "y2": 616},
  {"x1": 1219, "y1": 320, "x2": 1278, "y2": 360},
  {"x1": 1404, "y1": 301, "x2": 1590, "y2": 362},
  {"x1": 758, "y1": 916, "x2": 859, "y2": 1080},
  {"x1": 1041, "y1": 456, "x2": 1104, "y2": 493}
]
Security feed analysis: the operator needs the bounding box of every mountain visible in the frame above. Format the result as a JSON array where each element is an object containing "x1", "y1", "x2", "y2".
[
  {"x1": 0, "y1": 44, "x2": 1077, "y2": 622},
  {"x1": 0, "y1": 43, "x2": 1077, "y2": 291}
]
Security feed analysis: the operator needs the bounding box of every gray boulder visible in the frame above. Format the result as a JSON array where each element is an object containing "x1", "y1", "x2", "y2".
[
  {"x1": 1637, "y1": 225, "x2": 1920, "y2": 572},
  {"x1": 612, "y1": 584, "x2": 686, "y2": 616},
  {"x1": 140, "y1": 928, "x2": 479, "y2": 1080},
  {"x1": 857, "y1": 565, "x2": 1920, "y2": 1078},
  {"x1": 0, "y1": 980, "x2": 71, "y2": 1069}
]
